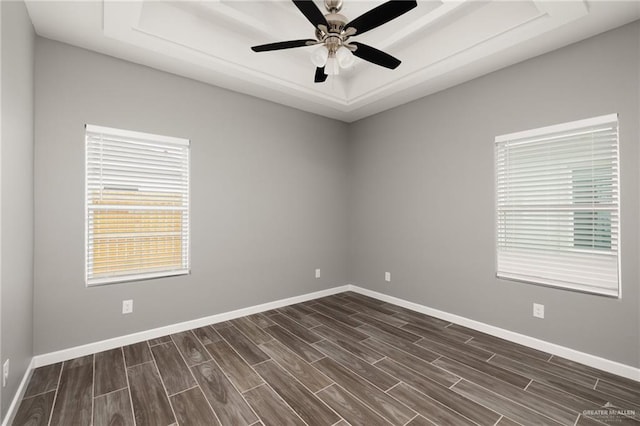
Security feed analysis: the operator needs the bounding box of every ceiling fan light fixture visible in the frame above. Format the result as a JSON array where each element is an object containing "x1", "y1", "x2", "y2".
[
  {"x1": 251, "y1": 0, "x2": 418, "y2": 83},
  {"x1": 336, "y1": 45, "x2": 355, "y2": 68},
  {"x1": 325, "y1": 56, "x2": 340, "y2": 75},
  {"x1": 310, "y1": 45, "x2": 329, "y2": 67}
]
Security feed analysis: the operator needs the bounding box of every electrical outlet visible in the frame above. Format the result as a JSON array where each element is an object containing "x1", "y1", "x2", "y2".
[
  {"x1": 533, "y1": 303, "x2": 544, "y2": 319},
  {"x1": 122, "y1": 299, "x2": 133, "y2": 314},
  {"x1": 315, "y1": 268, "x2": 321, "y2": 279},
  {"x1": 385, "y1": 272, "x2": 391, "y2": 282},
  {"x1": 3, "y1": 359, "x2": 9, "y2": 387}
]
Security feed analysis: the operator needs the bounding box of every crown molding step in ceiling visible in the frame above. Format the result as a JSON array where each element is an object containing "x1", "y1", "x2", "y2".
[{"x1": 25, "y1": 0, "x2": 640, "y2": 122}]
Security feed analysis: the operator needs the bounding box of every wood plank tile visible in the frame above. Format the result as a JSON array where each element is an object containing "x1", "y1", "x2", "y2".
[
  {"x1": 549, "y1": 356, "x2": 640, "y2": 392},
  {"x1": 317, "y1": 384, "x2": 391, "y2": 426},
  {"x1": 193, "y1": 325, "x2": 223, "y2": 346},
  {"x1": 23, "y1": 363, "x2": 61, "y2": 398},
  {"x1": 289, "y1": 302, "x2": 324, "y2": 317},
  {"x1": 243, "y1": 384, "x2": 306, "y2": 426},
  {"x1": 312, "y1": 325, "x2": 385, "y2": 364},
  {"x1": 575, "y1": 415, "x2": 609, "y2": 426},
  {"x1": 490, "y1": 353, "x2": 597, "y2": 389},
  {"x1": 385, "y1": 307, "x2": 451, "y2": 329},
  {"x1": 433, "y1": 355, "x2": 531, "y2": 390},
  {"x1": 245, "y1": 313, "x2": 276, "y2": 328},
  {"x1": 465, "y1": 332, "x2": 552, "y2": 361},
  {"x1": 123, "y1": 342, "x2": 152, "y2": 367},
  {"x1": 309, "y1": 303, "x2": 362, "y2": 326},
  {"x1": 13, "y1": 391, "x2": 55, "y2": 426},
  {"x1": 596, "y1": 379, "x2": 640, "y2": 405},
  {"x1": 127, "y1": 362, "x2": 176, "y2": 426},
  {"x1": 18, "y1": 295, "x2": 640, "y2": 426},
  {"x1": 217, "y1": 325, "x2": 270, "y2": 365},
  {"x1": 313, "y1": 357, "x2": 415, "y2": 426},
  {"x1": 310, "y1": 312, "x2": 369, "y2": 341},
  {"x1": 388, "y1": 382, "x2": 476, "y2": 426},
  {"x1": 148, "y1": 335, "x2": 172, "y2": 346},
  {"x1": 353, "y1": 313, "x2": 422, "y2": 342},
  {"x1": 362, "y1": 338, "x2": 457, "y2": 387},
  {"x1": 405, "y1": 415, "x2": 436, "y2": 426},
  {"x1": 192, "y1": 361, "x2": 258, "y2": 425},
  {"x1": 341, "y1": 295, "x2": 398, "y2": 316},
  {"x1": 50, "y1": 355, "x2": 93, "y2": 426},
  {"x1": 150, "y1": 341, "x2": 197, "y2": 395},
  {"x1": 495, "y1": 416, "x2": 522, "y2": 426},
  {"x1": 94, "y1": 348, "x2": 127, "y2": 396},
  {"x1": 526, "y1": 381, "x2": 617, "y2": 423},
  {"x1": 170, "y1": 387, "x2": 219, "y2": 426},
  {"x1": 93, "y1": 388, "x2": 135, "y2": 426},
  {"x1": 358, "y1": 325, "x2": 440, "y2": 363},
  {"x1": 341, "y1": 292, "x2": 388, "y2": 307},
  {"x1": 452, "y1": 379, "x2": 564, "y2": 426},
  {"x1": 253, "y1": 360, "x2": 340, "y2": 426},
  {"x1": 413, "y1": 331, "x2": 495, "y2": 361},
  {"x1": 432, "y1": 357, "x2": 578, "y2": 424},
  {"x1": 528, "y1": 381, "x2": 640, "y2": 424},
  {"x1": 526, "y1": 370, "x2": 640, "y2": 415},
  {"x1": 260, "y1": 339, "x2": 332, "y2": 392},
  {"x1": 212, "y1": 320, "x2": 234, "y2": 330},
  {"x1": 264, "y1": 325, "x2": 325, "y2": 363},
  {"x1": 277, "y1": 306, "x2": 322, "y2": 328},
  {"x1": 268, "y1": 313, "x2": 323, "y2": 343},
  {"x1": 316, "y1": 297, "x2": 360, "y2": 316},
  {"x1": 314, "y1": 339, "x2": 399, "y2": 391},
  {"x1": 374, "y1": 358, "x2": 501, "y2": 425},
  {"x1": 489, "y1": 354, "x2": 598, "y2": 390},
  {"x1": 172, "y1": 330, "x2": 211, "y2": 366},
  {"x1": 402, "y1": 322, "x2": 473, "y2": 344},
  {"x1": 374, "y1": 358, "x2": 458, "y2": 397},
  {"x1": 350, "y1": 304, "x2": 409, "y2": 327},
  {"x1": 204, "y1": 340, "x2": 264, "y2": 392},
  {"x1": 230, "y1": 316, "x2": 273, "y2": 345}
]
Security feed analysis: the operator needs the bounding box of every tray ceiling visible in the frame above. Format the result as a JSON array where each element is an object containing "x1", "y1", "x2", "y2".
[{"x1": 25, "y1": 1, "x2": 640, "y2": 122}]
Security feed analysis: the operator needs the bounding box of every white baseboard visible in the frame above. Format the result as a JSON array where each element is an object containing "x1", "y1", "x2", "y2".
[
  {"x1": 33, "y1": 285, "x2": 350, "y2": 368},
  {"x1": 27, "y1": 282, "x2": 639, "y2": 387},
  {"x1": 347, "y1": 285, "x2": 640, "y2": 382},
  {"x1": 1, "y1": 357, "x2": 35, "y2": 426}
]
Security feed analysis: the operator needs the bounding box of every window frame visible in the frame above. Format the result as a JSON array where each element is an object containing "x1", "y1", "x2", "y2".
[
  {"x1": 494, "y1": 114, "x2": 621, "y2": 298},
  {"x1": 84, "y1": 124, "x2": 191, "y2": 286}
]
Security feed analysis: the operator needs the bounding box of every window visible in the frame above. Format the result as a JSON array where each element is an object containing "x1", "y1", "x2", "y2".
[
  {"x1": 495, "y1": 114, "x2": 620, "y2": 297},
  {"x1": 85, "y1": 125, "x2": 190, "y2": 286}
]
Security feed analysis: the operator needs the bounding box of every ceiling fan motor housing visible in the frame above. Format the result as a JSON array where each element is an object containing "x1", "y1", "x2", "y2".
[{"x1": 324, "y1": 0, "x2": 343, "y2": 13}]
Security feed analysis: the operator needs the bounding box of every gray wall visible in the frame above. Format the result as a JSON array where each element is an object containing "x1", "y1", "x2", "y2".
[
  {"x1": 348, "y1": 22, "x2": 640, "y2": 367},
  {"x1": 31, "y1": 19, "x2": 640, "y2": 370},
  {"x1": 34, "y1": 38, "x2": 349, "y2": 354},
  {"x1": 1, "y1": 1, "x2": 35, "y2": 417}
]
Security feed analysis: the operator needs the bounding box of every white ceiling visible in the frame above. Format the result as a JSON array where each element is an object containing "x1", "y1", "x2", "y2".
[{"x1": 25, "y1": 1, "x2": 640, "y2": 122}]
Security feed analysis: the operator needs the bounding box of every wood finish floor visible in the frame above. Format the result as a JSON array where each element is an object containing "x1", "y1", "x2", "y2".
[{"x1": 13, "y1": 292, "x2": 640, "y2": 426}]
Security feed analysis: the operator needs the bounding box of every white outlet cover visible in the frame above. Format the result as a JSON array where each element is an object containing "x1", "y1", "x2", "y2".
[
  {"x1": 315, "y1": 268, "x2": 321, "y2": 279},
  {"x1": 385, "y1": 272, "x2": 391, "y2": 282},
  {"x1": 533, "y1": 303, "x2": 545, "y2": 319},
  {"x1": 122, "y1": 299, "x2": 133, "y2": 314}
]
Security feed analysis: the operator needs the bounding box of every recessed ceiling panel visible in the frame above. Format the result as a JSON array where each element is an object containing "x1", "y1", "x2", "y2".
[{"x1": 25, "y1": 0, "x2": 640, "y2": 122}]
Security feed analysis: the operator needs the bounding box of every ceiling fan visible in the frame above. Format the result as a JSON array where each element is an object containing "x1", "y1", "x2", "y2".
[{"x1": 251, "y1": 0, "x2": 418, "y2": 83}]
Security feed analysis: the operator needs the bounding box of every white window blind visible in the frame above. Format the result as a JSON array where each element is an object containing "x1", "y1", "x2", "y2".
[
  {"x1": 495, "y1": 114, "x2": 620, "y2": 297},
  {"x1": 85, "y1": 124, "x2": 190, "y2": 286}
]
